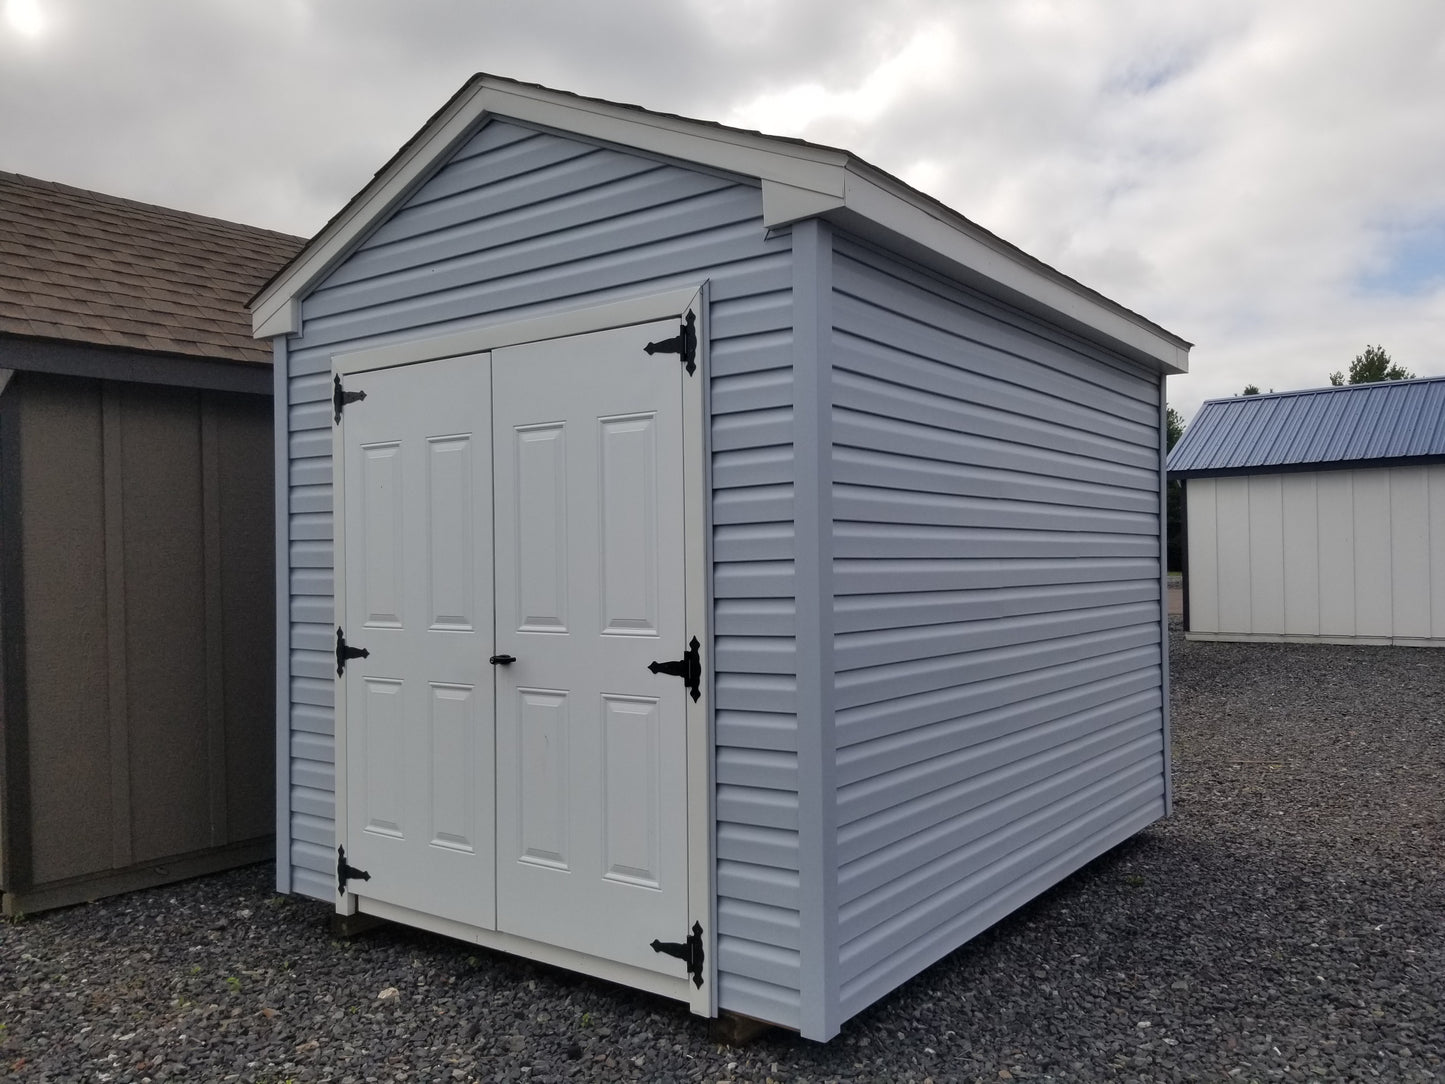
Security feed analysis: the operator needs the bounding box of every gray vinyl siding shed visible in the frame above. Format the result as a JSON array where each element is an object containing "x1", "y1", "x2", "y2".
[{"x1": 254, "y1": 75, "x2": 1188, "y2": 1040}]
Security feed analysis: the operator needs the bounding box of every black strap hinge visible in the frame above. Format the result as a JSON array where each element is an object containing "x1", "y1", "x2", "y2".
[
  {"x1": 648, "y1": 635, "x2": 701, "y2": 702},
  {"x1": 644, "y1": 310, "x2": 697, "y2": 376},
  {"x1": 333, "y1": 374, "x2": 367, "y2": 423},
  {"x1": 335, "y1": 627, "x2": 370, "y2": 676},
  {"x1": 650, "y1": 920, "x2": 705, "y2": 988},
  {"x1": 337, "y1": 845, "x2": 371, "y2": 895}
]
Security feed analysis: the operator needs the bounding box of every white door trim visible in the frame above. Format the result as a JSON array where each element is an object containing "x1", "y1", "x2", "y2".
[{"x1": 331, "y1": 285, "x2": 715, "y2": 1019}]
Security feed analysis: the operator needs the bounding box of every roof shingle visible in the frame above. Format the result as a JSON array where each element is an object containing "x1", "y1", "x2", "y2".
[{"x1": 0, "y1": 172, "x2": 304, "y2": 365}]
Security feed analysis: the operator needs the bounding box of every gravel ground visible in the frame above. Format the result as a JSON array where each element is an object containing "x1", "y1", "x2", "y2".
[{"x1": 3, "y1": 623, "x2": 1442, "y2": 1083}]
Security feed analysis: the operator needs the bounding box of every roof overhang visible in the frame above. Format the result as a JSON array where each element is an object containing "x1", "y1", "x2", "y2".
[
  {"x1": 251, "y1": 75, "x2": 1190, "y2": 375},
  {"x1": 0, "y1": 334, "x2": 272, "y2": 395}
]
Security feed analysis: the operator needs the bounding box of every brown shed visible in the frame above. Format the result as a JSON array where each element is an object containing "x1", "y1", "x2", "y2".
[{"x1": 0, "y1": 173, "x2": 303, "y2": 914}]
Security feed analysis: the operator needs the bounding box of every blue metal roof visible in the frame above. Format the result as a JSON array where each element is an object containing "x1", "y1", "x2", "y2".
[{"x1": 1167, "y1": 375, "x2": 1445, "y2": 477}]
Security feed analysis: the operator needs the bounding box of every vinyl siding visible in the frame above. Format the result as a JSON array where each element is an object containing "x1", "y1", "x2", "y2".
[
  {"x1": 827, "y1": 236, "x2": 1167, "y2": 1022},
  {"x1": 279, "y1": 120, "x2": 802, "y2": 1023}
]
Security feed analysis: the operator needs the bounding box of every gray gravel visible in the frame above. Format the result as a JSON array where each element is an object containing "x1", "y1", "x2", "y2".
[{"x1": 4, "y1": 622, "x2": 1442, "y2": 1082}]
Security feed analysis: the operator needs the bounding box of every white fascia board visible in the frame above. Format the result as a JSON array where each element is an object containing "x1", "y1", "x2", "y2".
[
  {"x1": 486, "y1": 81, "x2": 848, "y2": 195},
  {"x1": 835, "y1": 167, "x2": 1191, "y2": 374},
  {"x1": 762, "y1": 179, "x2": 846, "y2": 227},
  {"x1": 254, "y1": 297, "x2": 299, "y2": 340}
]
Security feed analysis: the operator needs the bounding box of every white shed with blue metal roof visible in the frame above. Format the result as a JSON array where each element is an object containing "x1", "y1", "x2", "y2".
[
  {"x1": 251, "y1": 74, "x2": 1188, "y2": 1040},
  {"x1": 1168, "y1": 377, "x2": 1445, "y2": 646}
]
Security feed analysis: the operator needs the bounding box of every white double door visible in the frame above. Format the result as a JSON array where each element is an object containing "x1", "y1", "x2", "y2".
[{"x1": 338, "y1": 320, "x2": 691, "y2": 979}]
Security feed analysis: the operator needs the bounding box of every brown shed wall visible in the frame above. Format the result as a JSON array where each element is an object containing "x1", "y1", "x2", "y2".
[{"x1": 0, "y1": 371, "x2": 274, "y2": 913}]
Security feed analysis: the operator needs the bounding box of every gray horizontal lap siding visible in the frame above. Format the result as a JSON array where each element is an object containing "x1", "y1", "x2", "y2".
[
  {"x1": 280, "y1": 121, "x2": 804, "y2": 1020},
  {"x1": 828, "y1": 237, "x2": 1166, "y2": 1021}
]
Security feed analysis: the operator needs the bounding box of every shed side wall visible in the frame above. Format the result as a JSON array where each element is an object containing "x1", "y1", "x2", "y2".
[
  {"x1": 10, "y1": 373, "x2": 274, "y2": 904},
  {"x1": 1185, "y1": 466, "x2": 1445, "y2": 643},
  {"x1": 827, "y1": 236, "x2": 1167, "y2": 1021},
  {"x1": 279, "y1": 121, "x2": 806, "y2": 1026}
]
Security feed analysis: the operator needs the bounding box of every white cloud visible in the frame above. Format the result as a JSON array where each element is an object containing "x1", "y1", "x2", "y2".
[
  {"x1": 0, "y1": 0, "x2": 1439, "y2": 418},
  {"x1": 723, "y1": 21, "x2": 955, "y2": 135},
  {"x1": 3, "y1": 0, "x2": 45, "y2": 38}
]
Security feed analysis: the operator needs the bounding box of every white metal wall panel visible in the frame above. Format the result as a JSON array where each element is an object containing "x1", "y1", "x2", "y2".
[
  {"x1": 1316, "y1": 472, "x2": 1357, "y2": 635},
  {"x1": 1185, "y1": 465, "x2": 1445, "y2": 643},
  {"x1": 1215, "y1": 480, "x2": 1252, "y2": 632},
  {"x1": 1432, "y1": 469, "x2": 1445, "y2": 635},
  {"x1": 1280, "y1": 475, "x2": 1320, "y2": 635},
  {"x1": 1353, "y1": 479, "x2": 1393, "y2": 637},
  {"x1": 1390, "y1": 468, "x2": 1430, "y2": 639},
  {"x1": 279, "y1": 120, "x2": 804, "y2": 1022},
  {"x1": 1247, "y1": 475, "x2": 1285, "y2": 635},
  {"x1": 1187, "y1": 479, "x2": 1220, "y2": 631},
  {"x1": 827, "y1": 236, "x2": 1167, "y2": 1023}
]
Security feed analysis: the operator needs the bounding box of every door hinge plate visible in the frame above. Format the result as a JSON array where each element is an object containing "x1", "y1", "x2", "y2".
[
  {"x1": 650, "y1": 920, "x2": 705, "y2": 987},
  {"x1": 648, "y1": 636, "x2": 701, "y2": 702},
  {"x1": 333, "y1": 374, "x2": 367, "y2": 423},
  {"x1": 336, "y1": 627, "x2": 370, "y2": 676},
  {"x1": 644, "y1": 310, "x2": 697, "y2": 376},
  {"x1": 337, "y1": 844, "x2": 371, "y2": 896}
]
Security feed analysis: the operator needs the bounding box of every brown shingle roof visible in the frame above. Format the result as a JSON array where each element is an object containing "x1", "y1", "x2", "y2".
[{"x1": 0, "y1": 172, "x2": 305, "y2": 365}]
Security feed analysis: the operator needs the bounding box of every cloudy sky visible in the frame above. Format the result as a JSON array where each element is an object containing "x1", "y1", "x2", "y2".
[{"x1": 2, "y1": 0, "x2": 1442, "y2": 418}]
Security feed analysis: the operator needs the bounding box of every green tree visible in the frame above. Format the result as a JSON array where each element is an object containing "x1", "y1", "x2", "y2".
[
  {"x1": 1241, "y1": 384, "x2": 1261, "y2": 395},
  {"x1": 1328, "y1": 344, "x2": 1414, "y2": 386},
  {"x1": 1165, "y1": 406, "x2": 1184, "y2": 572}
]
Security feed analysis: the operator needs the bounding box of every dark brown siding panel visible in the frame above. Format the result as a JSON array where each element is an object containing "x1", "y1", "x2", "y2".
[
  {"x1": 215, "y1": 392, "x2": 275, "y2": 841},
  {"x1": 0, "y1": 361, "x2": 275, "y2": 914},
  {"x1": 18, "y1": 376, "x2": 112, "y2": 885},
  {"x1": 118, "y1": 383, "x2": 211, "y2": 863},
  {"x1": 0, "y1": 381, "x2": 21, "y2": 887}
]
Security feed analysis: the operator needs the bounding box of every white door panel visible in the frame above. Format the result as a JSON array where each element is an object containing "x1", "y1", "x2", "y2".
[
  {"x1": 339, "y1": 355, "x2": 495, "y2": 929},
  {"x1": 493, "y1": 320, "x2": 689, "y2": 976},
  {"x1": 336, "y1": 316, "x2": 696, "y2": 985}
]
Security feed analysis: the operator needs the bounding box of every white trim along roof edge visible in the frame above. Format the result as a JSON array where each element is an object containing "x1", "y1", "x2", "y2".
[{"x1": 250, "y1": 74, "x2": 1190, "y2": 375}]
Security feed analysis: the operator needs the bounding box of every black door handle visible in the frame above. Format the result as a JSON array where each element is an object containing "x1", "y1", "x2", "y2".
[{"x1": 489, "y1": 654, "x2": 516, "y2": 665}]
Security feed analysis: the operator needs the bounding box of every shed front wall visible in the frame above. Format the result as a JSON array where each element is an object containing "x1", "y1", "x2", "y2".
[
  {"x1": 826, "y1": 236, "x2": 1169, "y2": 1025},
  {"x1": 276, "y1": 120, "x2": 808, "y2": 1026},
  {"x1": 1, "y1": 371, "x2": 274, "y2": 914},
  {"x1": 1185, "y1": 467, "x2": 1445, "y2": 643}
]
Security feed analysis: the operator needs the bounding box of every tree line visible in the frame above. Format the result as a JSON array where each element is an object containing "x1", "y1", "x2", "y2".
[{"x1": 1236, "y1": 344, "x2": 1413, "y2": 397}]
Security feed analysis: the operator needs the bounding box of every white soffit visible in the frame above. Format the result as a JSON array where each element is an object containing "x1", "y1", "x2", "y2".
[{"x1": 251, "y1": 75, "x2": 1189, "y2": 374}]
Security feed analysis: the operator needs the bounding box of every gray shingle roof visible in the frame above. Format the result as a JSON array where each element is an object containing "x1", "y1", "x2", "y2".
[
  {"x1": 0, "y1": 172, "x2": 304, "y2": 365},
  {"x1": 1168, "y1": 376, "x2": 1445, "y2": 477}
]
